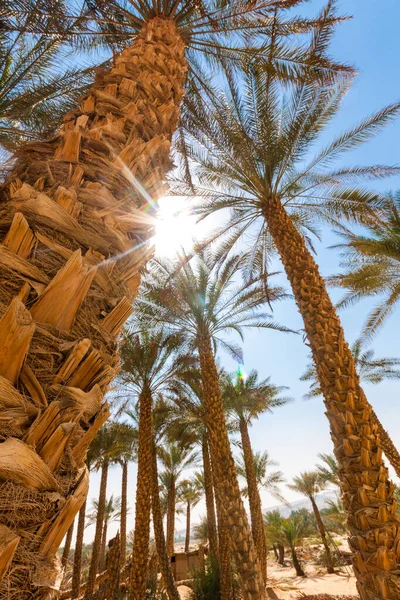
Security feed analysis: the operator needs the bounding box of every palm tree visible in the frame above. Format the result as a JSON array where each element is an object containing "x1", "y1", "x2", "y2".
[
  {"x1": 288, "y1": 472, "x2": 335, "y2": 574},
  {"x1": 237, "y1": 451, "x2": 286, "y2": 503},
  {"x1": 315, "y1": 453, "x2": 340, "y2": 487},
  {"x1": 223, "y1": 369, "x2": 290, "y2": 583},
  {"x1": 138, "y1": 250, "x2": 290, "y2": 596},
  {"x1": 264, "y1": 510, "x2": 285, "y2": 566},
  {"x1": 0, "y1": 0, "x2": 351, "y2": 591},
  {"x1": 86, "y1": 495, "x2": 122, "y2": 572},
  {"x1": 179, "y1": 477, "x2": 204, "y2": 553},
  {"x1": 115, "y1": 426, "x2": 137, "y2": 568},
  {"x1": 84, "y1": 422, "x2": 133, "y2": 598},
  {"x1": 119, "y1": 327, "x2": 194, "y2": 600},
  {"x1": 301, "y1": 341, "x2": 400, "y2": 479},
  {"x1": 71, "y1": 500, "x2": 87, "y2": 599},
  {"x1": 321, "y1": 497, "x2": 348, "y2": 535},
  {"x1": 158, "y1": 442, "x2": 199, "y2": 557},
  {"x1": 179, "y1": 29, "x2": 400, "y2": 597},
  {"x1": 328, "y1": 191, "x2": 400, "y2": 340},
  {"x1": 279, "y1": 512, "x2": 311, "y2": 578}
]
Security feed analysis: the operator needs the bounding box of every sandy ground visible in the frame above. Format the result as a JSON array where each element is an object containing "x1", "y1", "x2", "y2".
[{"x1": 177, "y1": 536, "x2": 358, "y2": 599}]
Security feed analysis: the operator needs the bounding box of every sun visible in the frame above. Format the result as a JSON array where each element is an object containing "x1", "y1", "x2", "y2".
[{"x1": 154, "y1": 196, "x2": 200, "y2": 257}]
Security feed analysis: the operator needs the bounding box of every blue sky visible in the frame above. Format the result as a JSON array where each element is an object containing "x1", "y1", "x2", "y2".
[{"x1": 82, "y1": 0, "x2": 400, "y2": 545}]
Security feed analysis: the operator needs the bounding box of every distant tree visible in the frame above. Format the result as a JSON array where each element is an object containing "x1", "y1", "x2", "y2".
[
  {"x1": 315, "y1": 454, "x2": 340, "y2": 487},
  {"x1": 86, "y1": 495, "x2": 122, "y2": 572},
  {"x1": 179, "y1": 477, "x2": 203, "y2": 552}
]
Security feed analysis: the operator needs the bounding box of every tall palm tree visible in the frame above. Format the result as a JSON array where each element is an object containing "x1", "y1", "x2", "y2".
[
  {"x1": 328, "y1": 191, "x2": 400, "y2": 340},
  {"x1": 158, "y1": 442, "x2": 199, "y2": 557},
  {"x1": 119, "y1": 327, "x2": 194, "y2": 600},
  {"x1": 237, "y1": 450, "x2": 286, "y2": 503},
  {"x1": 0, "y1": 1, "x2": 351, "y2": 592},
  {"x1": 138, "y1": 250, "x2": 290, "y2": 596},
  {"x1": 86, "y1": 495, "x2": 122, "y2": 572},
  {"x1": 278, "y1": 513, "x2": 310, "y2": 578},
  {"x1": 223, "y1": 369, "x2": 290, "y2": 584},
  {"x1": 264, "y1": 510, "x2": 285, "y2": 566},
  {"x1": 84, "y1": 422, "x2": 133, "y2": 598},
  {"x1": 315, "y1": 453, "x2": 340, "y2": 487},
  {"x1": 71, "y1": 500, "x2": 87, "y2": 600},
  {"x1": 179, "y1": 33, "x2": 400, "y2": 598},
  {"x1": 179, "y1": 477, "x2": 203, "y2": 553},
  {"x1": 301, "y1": 341, "x2": 400, "y2": 478},
  {"x1": 288, "y1": 472, "x2": 335, "y2": 574}
]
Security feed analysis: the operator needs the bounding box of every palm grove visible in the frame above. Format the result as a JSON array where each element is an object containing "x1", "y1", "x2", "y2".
[{"x1": 0, "y1": 1, "x2": 399, "y2": 600}]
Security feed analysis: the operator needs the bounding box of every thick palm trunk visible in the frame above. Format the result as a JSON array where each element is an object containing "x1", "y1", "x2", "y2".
[
  {"x1": 150, "y1": 439, "x2": 180, "y2": 600},
  {"x1": 185, "y1": 503, "x2": 191, "y2": 553},
  {"x1": 213, "y1": 476, "x2": 233, "y2": 600},
  {"x1": 310, "y1": 497, "x2": 334, "y2": 574},
  {"x1": 201, "y1": 434, "x2": 219, "y2": 559},
  {"x1": 166, "y1": 481, "x2": 176, "y2": 557},
  {"x1": 290, "y1": 545, "x2": 305, "y2": 577},
  {"x1": 85, "y1": 460, "x2": 108, "y2": 598},
  {"x1": 62, "y1": 522, "x2": 75, "y2": 570},
  {"x1": 371, "y1": 407, "x2": 400, "y2": 479},
  {"x1": 71, "y1": 499, "x2": 86, "y2": 599},
  {"x1": 129, "y1": 389, "x2": 153, "y2": 600},
  {"x1": 199, "y1": 334, "x2": 265, "y2": 600},
  {"x1": 99, "y1": 519, "x2": 108, "y2": 573},
  {"x1": 0, "y1": 17, "x2": 187, "y2": 598},
  {"x1": 239, "y1": 418, "x2": 267, "y2": 585},
  {"x1": 263, "y1": 196, "x2": 400, "y2": 599},
  {"x1": 121, "y1": 460, "x2": 128, "y2": 567}
]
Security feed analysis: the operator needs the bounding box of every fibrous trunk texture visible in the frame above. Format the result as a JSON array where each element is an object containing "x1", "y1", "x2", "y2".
[
  {"x1": 150, "y1": 439, "x2": 180, "y2": 600},
  {"x1": 185, "y1": 503, "x2": 191, "y2": 553},
  {"x1": 0, "y1": 16, "x2": 186, "y2": 598},
  {"x1": 371, "y1": 407, "x2": 400, "y2": 479},
  {"x1": 129, "y1": 389, "x2": 152, "y2": 600},
  {"x1": 99, "y1": 518, "x2": 108, "y2": 573},
  {"x1": 198, "y1": 335, "x2": 265, "y2": 600},
  {"x1": 213, "y1": 474, "x2": 233, "y2": 600},
  {"x1": 239, "y1": 418, "x2": 267, "y2": 584},
  {"x1": 166, "y1": 480, "x2": 176, "y2": 558},
  {"x1": 263, "y1": 196, "x2": 400, "y2": 600},
  {"x1": 85, "y1": 461, "x2": 108, "y2": 598},
  {"x1": 120, "y1": 460, "x2": 128, "y2": 567},
  {"x1": 71, "y1": 498, "x2": 86, "y2": 599},
  {"x1": 201, "y1": 434, "x2": 218, "y2": 560},
  {"x1": 62, "y1": 521, "x2": 75, "y2": 570},
  {"x1": 310, "y1": 497, "x2": 334, "y2": 574}
]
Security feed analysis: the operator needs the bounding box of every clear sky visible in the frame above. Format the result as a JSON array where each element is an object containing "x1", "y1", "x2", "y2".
[{"x1": 82, "y1": 0, "x2": 400, "y2": 545}]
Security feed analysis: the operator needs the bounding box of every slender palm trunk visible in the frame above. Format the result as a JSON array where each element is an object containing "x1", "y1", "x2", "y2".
[
  {"x1": 272, "y1": 544, "x2": 278, "y2": 562},
  {"x1": 290, "y1": 545, "x2": 305, "y2": 577},
  {"x1": 0, "y1": 17, "x2": 187, "y2": 597},
  {"x1": 278, "y1": 544, "x2": 285, "y2": 566},
  {"x1": 150, "y1": 439, "x2": 180, "y2": 600},
  {"x1": 121, "y1": 460, "x2": 128, "y2": 567},
  {"x1": 214, "y1": 477, "x2": 233, "y2": 600},
  {"x1": 85, "y1": 460, "x2": 108, "y2": 598},
  {"x1": 166, "y1": 480, "x2": 176, "y2": 557},
  {"x1": 201, "y1": 433, "x2": 219, "y2": 559},
  {"x1": 263, "y1": 196, "x2": 400, "y2": 599},
  {"x1": 62, "y1": 521, "x2": 75, "y2": 570},
  {"x1": 310, "y1": 496, "x2": 334, "y2": 574},
  {"x1": 72, "y1": 499, "x2": 86, "y2": 599},
  {"x1": 99, "y1": 518, "x2": 108, "y2": 573},
  {"x1": 198, "y1": 335, "x2": 265, "y2": 599},
  {"x1": 129, "y1": 389, "x2": 153, "y2": 600},
  {"x1": 184, "y1": 503, "x2": 191, "y2": 553},
  {"x1": 239, "y1": 418, "x2": 267, "y2": 585}
]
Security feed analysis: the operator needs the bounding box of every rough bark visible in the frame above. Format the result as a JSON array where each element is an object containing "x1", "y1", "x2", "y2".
[
  {"x1": 198, "y1": 335, "x2": 265, "y2": 600},
  {"x1": 371, "y1": 407, "x2": 400, "y2": 479},
  {"x1": 166, "y1": 480, "x2": 176, "y2": 558},
  {"x1": 239, "y1": 417, "x2": 267, "y2": 585},
  {"x1": 290, "y1": 546, "x2": 305, "y2": 577},
  {"x1": 150, "y1": 439, "x2": 180, "y2": 600},
  {"x1": 85, "y1": 461, "x2": 108, "y2": 598},
  {"x1": 0, "y1": 16, "x2": 187, "y2": 598},
  {"x1": 184, "y1": 502, "x2": 191, "y2": 553},
  {"x1": 278, "y1": 544, "x2": 285, "y2": 566},
  {"x1": 213, "y1": 475, "x2": 233, "y2": 600},
  {"x1": 310, "y1": 496, "x2": 335, "y2": 574},
  {"x1": 129, "y1": 389, "x2": 153, "y2": 600},
  {"x1": 61, "y1": 521, "x2": 75, "y2": 573},
  {"x1": 71, "y1": 499, "x2": 86, "y2": 599},
  {"x1": 120, "y1": 460, "x2": 128, "y2": 567},
  {"x1": 99, "y1": 518, "x2": 108, "y2": 573},
  {"x1": 201, "y1": 434, "x2": 219, "y2": 560},
  {"x1": 263, "y1": 196, "x2": 400, "y2": 600}
]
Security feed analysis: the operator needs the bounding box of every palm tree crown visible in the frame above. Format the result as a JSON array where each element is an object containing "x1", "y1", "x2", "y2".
[
  {"x1": 288, "y1": 471, "x2": 328, "y2": 500},
  {"x1": 328, "y1": 192, "x2": 400, "y2": 340},
  {"x1": 237, "y1": 450, "x2": 285, "y2": 503}
]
